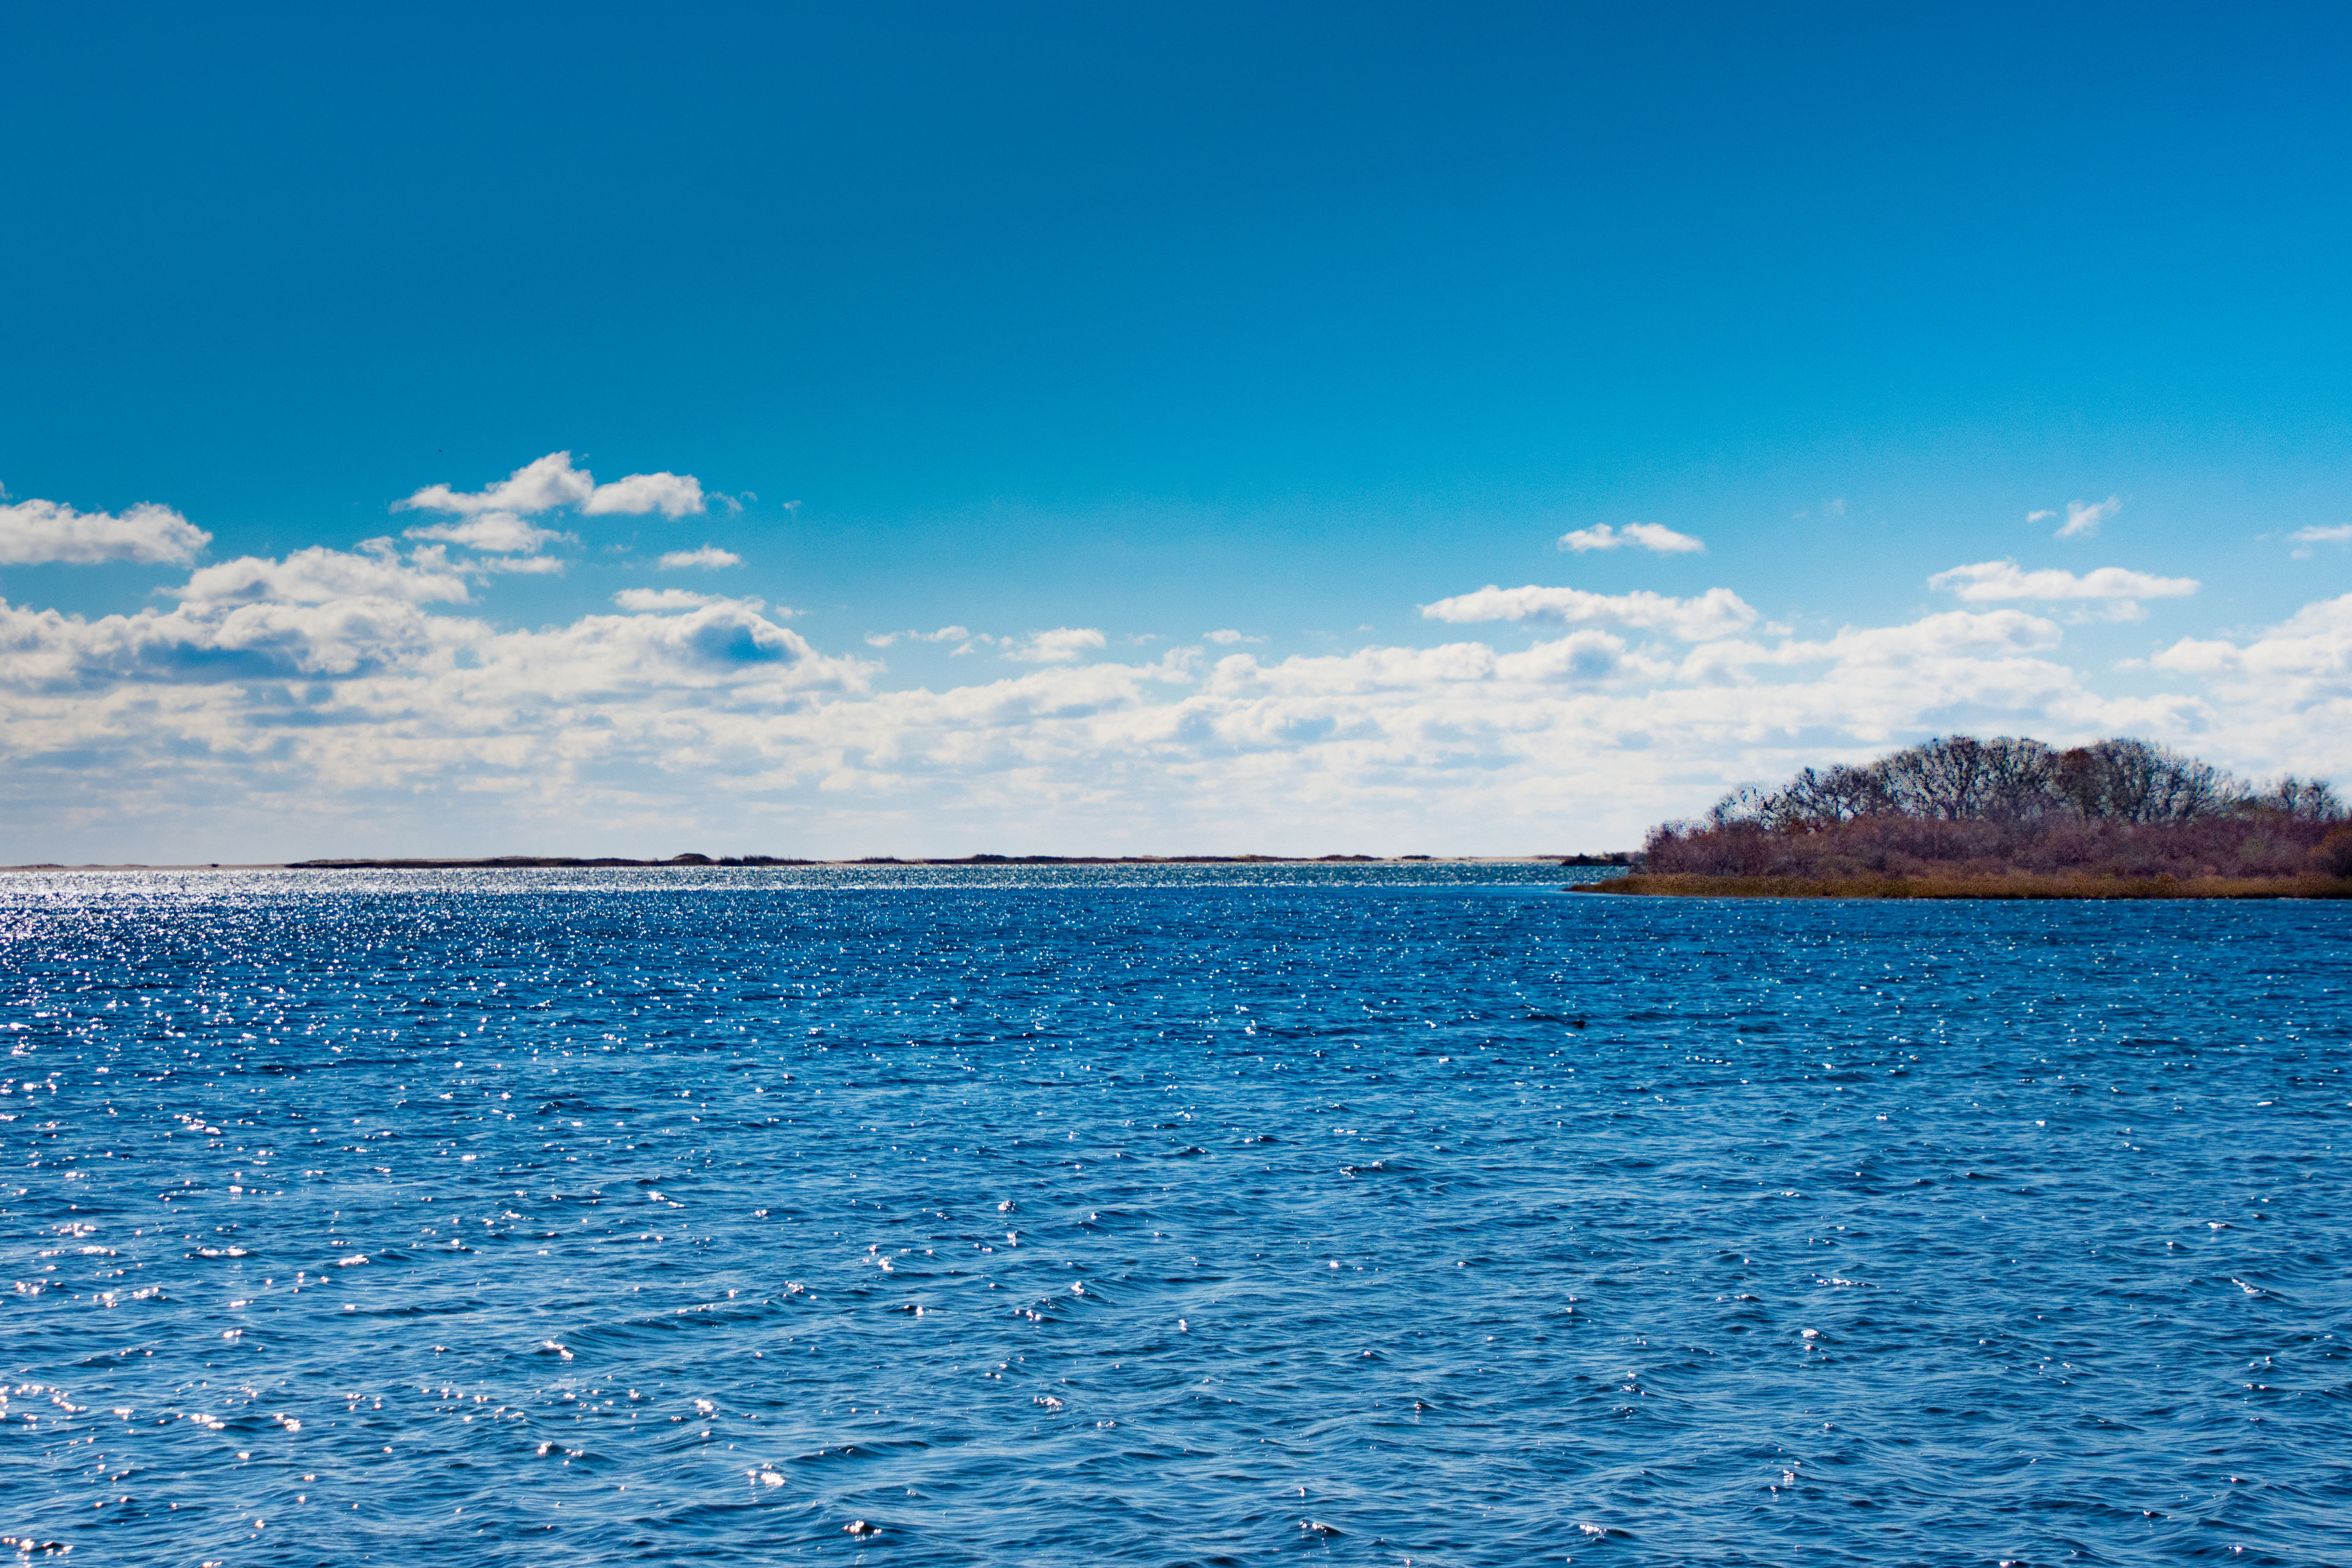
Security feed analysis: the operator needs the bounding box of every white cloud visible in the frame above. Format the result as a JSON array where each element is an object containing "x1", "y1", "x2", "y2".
[
  {"x1": 657, "y1": 546, "x2": 743, "y2": 570},
  {"x1": 1928, "y1": 559, "x2": 2198, "y2": 622},
  {"x1": 1558, "y1": 522, "x2": 1705, "y2": 554},
  {"x1": 1420, "y1": 584, "x2": 1760, "y2": 641},
  {"x1": 173, "y1": 542, "x2": 471, "y2": 607},
  {"x1": 582, "y1": 470, "x2": 705, "y2": 518},
  {"x1": 396, "y1": 452, "x2": 593, "y2": 516},
  {"x1": 472, "y1": 554, "x2": 569, "y2": 576},
  {"x1": 1002, "y1": 627, "x2": 1107, "y2": 664},
  {"x1": 2147, "y1": 594, "x2": 2352, "y2": 778},
  {"x1": 2289, "y1": 524, "x2": 2352, "y2": 559},
  {"x1": 396, "y1": 451, "x2": 706, "y2": 521},
  {"x1": 1203, "y1": 629, "x2": 1263, "y2": 644},
  {"x1": 2027, "y1": 508, "x2": 2057, "y2": 524},
  {"x1": 1493, "y1": 630, "x2": 1648, "y2": 684},
  {"x1": 862, "y1": 624, "x2": 1109, "y2": 664},
  {"x1": 1692, "y1": 609, "x2": 2065, "y2": 672},
  {"x1": 402, "y1": 512, "x2": 573, "y2": 554},
  {"x1": 2054, "y1": 496, "x2": 2122, "y2": 538},
  {"x1": 865, "y1": 625, "x2": 973, "y2": 650},
  {"x1": 2150, "y1": 594, "x2": 2352, "y2": 688},
  {"x1": 0, "y1": 496, "x2": 212, "y2": 566},
  {"x1": 0, "y1": 513, "x2": 2341, "y2": 861},
  {"x1": 614, "y1": 588, "x2": 746, "y2": 613}
]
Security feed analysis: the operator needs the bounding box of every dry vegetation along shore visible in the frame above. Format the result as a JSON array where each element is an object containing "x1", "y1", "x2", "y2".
[{"x1": 1600, "y1": 735, "x2": 2352, "y2": 899}]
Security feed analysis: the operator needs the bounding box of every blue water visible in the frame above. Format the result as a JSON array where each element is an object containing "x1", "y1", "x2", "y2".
[{"x1": 3, "y1": 865, "x2": 2348, "y2": 1566}]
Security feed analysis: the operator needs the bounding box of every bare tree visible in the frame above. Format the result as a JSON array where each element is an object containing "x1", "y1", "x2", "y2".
[
  {"x1": 1702, "y1": 733, "x2": 2330, "y2": 829},
  {"x1": 2253, "y1": 776, "x2": 2343, "y2": 820}
]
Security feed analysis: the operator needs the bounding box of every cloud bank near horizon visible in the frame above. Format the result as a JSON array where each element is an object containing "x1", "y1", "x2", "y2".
[{"x1": 0, "y1": 461, "x2": 2340, "y2": 861}]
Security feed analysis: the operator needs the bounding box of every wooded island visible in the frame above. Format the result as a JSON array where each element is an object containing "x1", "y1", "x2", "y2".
[{"x1": 1593, "y1": 736, "x2": 2352, "y2": 898}]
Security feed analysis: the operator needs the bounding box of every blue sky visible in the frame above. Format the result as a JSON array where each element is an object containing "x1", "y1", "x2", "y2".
[{"x1": 2, "y1": 3, "x2": 2349, "y2": 859}]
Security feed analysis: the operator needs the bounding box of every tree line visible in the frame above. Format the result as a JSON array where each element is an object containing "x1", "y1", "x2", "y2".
[
  {"x1": 1698, "y1": 736, "x2": 2340, "y2": 832},
  {"x1": 1638, "y1": 736, "x2": 2350, "y2": 881}
]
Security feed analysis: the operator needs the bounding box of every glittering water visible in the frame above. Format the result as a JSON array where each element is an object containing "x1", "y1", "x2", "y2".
[{"x1": 3, "y1": 866, "x2": 2348, "y2": 1566}]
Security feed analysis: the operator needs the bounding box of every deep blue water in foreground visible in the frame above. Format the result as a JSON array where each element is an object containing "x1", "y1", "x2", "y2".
[{"x1": 2, "y1": 865, "x2": 2348, "y2": 1566}]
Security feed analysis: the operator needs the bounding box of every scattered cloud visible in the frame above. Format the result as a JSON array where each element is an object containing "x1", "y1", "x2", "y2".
[
  {"x1": 1558, "y1": 522, "x2": 1705, "y2": 554},
  {"x1": 864, "y1": 625, "x2": 1110, "y2": 663},
  {"x1": 657, "y1": 546, "x2": 744, "y2": 570},
  {"x1": 2150, "y1": 594, "x2": 2352, "y2": 688},
  {"x1": 0, "y1": 496, "x2": 212, "y2": 566},
  {"x1": 2052, "y1": 496, "x2": 2122, "y2": 538},
  {"x1": 2147, "y1": 594, "x2": 2352, "y2": 778},
  {"x1": 866, "y1": 625, "x2": 973, "y2": 650},
  {"x1": 2027, "y1": 508, "x2": 2057, "y2": 524},
  {"x1": 402, "y1": 513, "x2": 573, "y2": 554},
  {"x1": 1420, "y1": 584, "x2": 1760, "y2": 641},
  {"x1": 173, "y1": 541, "x2": 470, "y2": 607},
  {"x1": 0, "y1": 464, "x2": 2336, "y2": 859},
  {"x1": 614, "y1": 588, "x2": 750, "y2": 613},
  {"x1": 396, "y1": 451, "x2": 706, "y2": 521},
  {"x1": 1001, "y1": 627, "x2": 1107, "y2": 664},
  {"x1": 2290, "y1": 524, "x2": 2352, "y2": 559},
  {"x1": 0, "y1": 555, "x2": 2320, "y2": 858},
  {"x1": 581, "y1": 470, "x2": 705, "y2": 518},
  {"x1": 1928, "y1": 560, "x2": 2198, "y2": 602},
  {"x1": 1928, "y1": 559, "x2": 2198, "y2": 623}
]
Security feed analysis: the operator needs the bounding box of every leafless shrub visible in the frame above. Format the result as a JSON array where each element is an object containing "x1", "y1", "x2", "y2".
[{"x1": 2312, "y1": 827, "x2": 2352, "y2": 878}]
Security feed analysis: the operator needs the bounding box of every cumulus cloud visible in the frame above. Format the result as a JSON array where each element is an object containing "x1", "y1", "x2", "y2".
[
  {"x1": 396, "y1": 452, "x2": 592, "y2": 516},
  {"x1": 1001, "y1": 627, "x2": 1107, "y2": 664},
  {"x1": 0, "y1": 514, "x2": 2338, "y2": 861},
  {"x1": 45, "y1": 597, "x2": 451, "y2": 684},
  {"x1": 396, "y1": 451, "x2": 706, "y2": 521},
  {"x1": 1203, "y1": 629, "x2": 1263, "y2": 644},
  {"x1": 2053, "y1": 496, "x2": 2122, "y2": 538},
  {"x1": 581, "y1": 470, "x2": 706, "y2": 518},
  {"x1": 1558, "y1": 522, "x2": 1705, "y2": 554},
  {"x1": 0, "y1": 496, "x2": 212, "y2": 566},
  {"x1": 1420, "y1": 584, "x2": 1760, "y2": 641},
  {"x1": 2150, "y1": 595, "x2": 2352, "y2": 688},
  {"x1": 402, "y1": 513, "x2": 573, "y2": 554},
  {"x1": 1928, "y1": 559, "x2": 2198, "y2": 622},
  {"x1": 658, "y1": 546, "x2": 742, "y2": 570},
  {"x1": 173, "y1": 542, "x2": 471, "y2": 607},
  {"x1": 1493, "y1": 630, "x2": 1646, "y2": 684},
  {"x1": 2147, "y1": 594, "x2": 2352, "y2": 778}
]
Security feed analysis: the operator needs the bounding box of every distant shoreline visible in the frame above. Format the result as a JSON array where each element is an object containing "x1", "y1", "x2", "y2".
[
  {"x1": 0, "y1": 853, "x2": 1636, "y2": 872},
  {"x1": 1580, "y1": 871, "x2": 2352, "y2": 900}
]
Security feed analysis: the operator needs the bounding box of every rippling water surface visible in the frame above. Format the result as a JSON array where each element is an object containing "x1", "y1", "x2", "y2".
[{"x1": 3, "y1": 865, "x2": 2347, "y2": 1565}]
